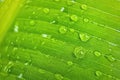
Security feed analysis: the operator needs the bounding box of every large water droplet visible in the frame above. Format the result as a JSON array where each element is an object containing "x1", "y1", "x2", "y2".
[
  {"x1": 30, "y1": 20, "x2": 35, "y2": 26},
  {"x1": 81, "y1": 4, "x2": 87, "y2": 10},
  {"x1": 105, "y1": 55, "x2": 116, "y2": 62},
  {"x1": 55, "y1": 74, "x2": 63, "y2": 80},
  {"x1": 43, "y1": 8, "x2": 49, "y2": 14},
  {"x1": 79, "y1": 33, "x2": 90, "y2": 42},
  {"x1": 73, "y1": 47, "x2": 86, "y2": 59},
  {"x1": 59, "y1": 26, "x2": 67, "y2": 34},
  {"x1": 4, "y1": 61, "x2": 14, "y2": 72},
  {"x1": 94, "y1": 51, "x2": 101, "y2": 57},
  {"x1": 95, "y1": 71, "x2": 102, "y2": 77},
  {"x1": 70, "y1": 15, "x2": 78, "y2": 22}
]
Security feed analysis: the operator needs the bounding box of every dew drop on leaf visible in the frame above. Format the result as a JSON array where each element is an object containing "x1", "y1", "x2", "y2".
[
  {"x1": 60, "y1": 7, "x2": 65, "y2": 12},
  {"x1": 18, "y1": 73, "x2": 23, "y2": 79},
  {"x1": 70, "y1": 15, "x2": 78, "y2": 22},
  {"x1": 79, "y1": 33, "x2": 90, "y2": 42},
  {"x1": 66, "y1": 0, "x2": 75, "y2": 6},
  {"x1": 81, "y1": 4, "x2": 87, "y2": 10},
  {"x1": 38, "y1": 69, "x2": 45, "y2": 74},
  {"x1": 95, "y1": 71, "x2": 102, "y2": 77},
  {"x1": 59, "y1": 26, "x2": 67, "y2": 34},
  {"x1": 67, "y1": 61, "x2": 73, "y2": 66},
  {"x1": 30, "y1": 20, "x2": 35, "y2": 26},
  {"x1": 14, "y1": 25, "x2": 19, "y2": 32},
  {"x1": 55, "y1": 74, "x2": 63, "y2": 80},
  {"x1": 94, "y1": 51, "x2": 101, "y2": 57},
  {"x1": 69, "y1": 28, "x2": 75, "y2": 33},
  {"x1": 83, "y1": 18, "x2": 89, "y2": 22},
  {"x1": 73, "y1": 47, "x2": 86, "y2": 59},
  {"x1": 43, "y1": 8, "x2": 49, "y2": 14},
  {"x1": 105, "y1": 55, "x2": 116, "y2": 62}
]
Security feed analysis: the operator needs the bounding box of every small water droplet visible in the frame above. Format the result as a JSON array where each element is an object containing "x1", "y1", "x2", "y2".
[
  {"x1": 70, "y1": 15, "x2": 78, "y2": 22},
  {"x1": 18, "y1": 73, "x2": 23, "y2": 79},
  {"x1": 43, "y1": 8, "x2": 49, "y2": 14},
  {"x1": 41, "y1": 34, "x2": 51, "y2": 38},
  {"x1": 73, "y1": 47, "x2": 86, "y2": 59},
  {"x1": 69, "y1": 28, "x2": 75, "y2": 33},
  {"x1": 4, "y1": 61, "x2": 14, "y2": 72},
  {"x1": 60, "y1": 7, "x2": 65, "y2": 12},
  {"x1": 30, "y1": 20, "x2": 35, "y2": 26},
  {"x1": 66, "y1": 0, "x2": 75, "y2": 6},
  {"x1": 83, "y1": 18, "x2": 89, "y2": 22},
  {"x1": 81, "y1": 4, "x2": 87, "y2": 10},
  {"x1": 105, "y1": 55, "x2": 116, "y2": 62},
  {"x1": 50, "y1": 20, "x2": 56, "y2": 24},
  {"x1": 24, "y1": 60, "x2": 32, "y2": 66},
  {"x1": 55, "y1": 74, "x2": 63, "y2": 80},
  {"x1": 94, "y1": 51, "x2": 101, "y2": 57},
  {"x1": 67, "y1": 61, "x2": 73, "y2": 66},
  {"x1": 41, "y1": 34, "x2": 48, "y2": 38},
  {"x1": 38, "y1": 69, "x2": 45, "y2": 74},
  {"x1": 95, "y1": 71, "x2": 102, "y2": 77},
  {"x1": 14, "y1": 25, "x2": 19, "y2": 32},
  {"x1": 79, "y1": 33, "x2": 90, "y2": 42},
  {"x1": 59, "y1": 26, "x2": 67, "y2": 34},
  {"x1": 32, "y1": 11, "x2": 36, "y2": 14}
]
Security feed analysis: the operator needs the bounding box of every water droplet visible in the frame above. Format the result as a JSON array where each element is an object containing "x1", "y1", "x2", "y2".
[
  {"x1": 38, "y1": 69, "x2": 45, "y2": 74},
  {"x1": 30, "y1": 20, "x2": 35, "y2": 26},
  {"x1": 41, "y1": 41, "x2": 45, "y2": 45},
  {"x1": 14, "y1": 25, "x2": 19, "y2": 32},
  {"x1": 4, "y1": 61, "x2": 14, "y2": 72},
  {"x1": 59, "y1": 26, "x2": 67, "y2": 34},
  {"x1": 79, "y1": 33, "x2": 90, "y2": 42},
  {"x1": 83, "y1": 18, "x2": 89, "y2": 22},
  {"x1": 95, "y1": 71, "x2": 102, "y2": 77},
  {"x1": 66, "y1": 0, "x2": 75, "y2": 6},
  {"x1": 41, "y1": 34, "x2": 51, "y2": 38},
  {"x1": 60, "y1": 7, "x2": 65, "y2": 12},
  {"x1": 94, "y1": 51, "x2": 101, "y2": 57},
  {"x1": 105, "y1": 55, "x2": 116, "y2": 62},
  {"x1": 67, "y1": 61, "x2": 73, "y2": 66},
  {"x1": 55, "y1": 74, "x2": 63, "y2": 80},
  {"x1": 69, "y1": 28, "x2": 75, "y2": 33},
  {"x1": 50, "y1": 20, "x2": 56, "y2": 24},
  {"x1": 18, "y1": 73, "x2": 23, "y2": 79},
  {"x1": 43, "y1": 8, "x2": 49, "y2": 14},
  {"x1": 108, "y1": 75, "x2": 112, "y2": 78},
  {"x1": 70, "y1": 15, "x2": 78, "y2": 22},
  {"x1": 41, "y1": 34, "x2": 48, "y2": 38},
  {"x1": 73, "y1": 47, "x2": 86, "y2": 59},
  {"x1": 24, "y1": 60, "x2": 32, "y2": 66},
  {"x1": 32, "y1": 11, "x2": 36, "y2": 14},
  {"x1": 81, "y1": 4, "x2": 87, "y2": 10}
]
